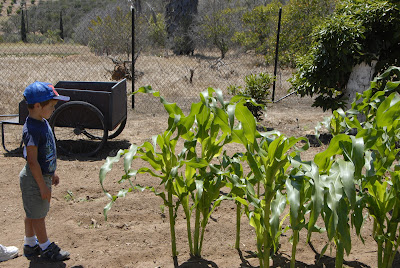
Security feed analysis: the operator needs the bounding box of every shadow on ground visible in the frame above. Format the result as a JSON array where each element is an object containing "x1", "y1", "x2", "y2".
[
  {"x1": 27, "y1": 256, "x2": 84, "y2": 268},
  {"x1": 176, "y1": 242, "x2": 379, "y2": 268},
  {"x1": 3, "y1": 139, "x2": 132, "y2": 161}
]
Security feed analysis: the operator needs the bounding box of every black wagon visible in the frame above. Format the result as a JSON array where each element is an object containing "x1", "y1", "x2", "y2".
[{"x1": 1, "y1": 79, "x2": 127, "y2": 157}]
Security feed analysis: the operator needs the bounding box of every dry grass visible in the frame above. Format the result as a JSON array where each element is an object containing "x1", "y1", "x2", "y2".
[{"x1": 1, "y1": 43, "x2": 299, "y2": 116}]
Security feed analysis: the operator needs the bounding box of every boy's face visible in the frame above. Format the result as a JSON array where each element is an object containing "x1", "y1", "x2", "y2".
[{"x1": 40, "y1": 99, "x2": 58, "y2": 119}]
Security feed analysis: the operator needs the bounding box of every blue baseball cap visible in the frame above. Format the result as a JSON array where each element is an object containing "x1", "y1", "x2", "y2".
[{"x1": 24, "y1": 81, "x2": 70, "y2": 104}]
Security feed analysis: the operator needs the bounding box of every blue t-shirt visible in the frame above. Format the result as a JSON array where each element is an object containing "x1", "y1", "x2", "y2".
[{"x1": 22, "y1": 117, "x2": 57, "y2": 175}]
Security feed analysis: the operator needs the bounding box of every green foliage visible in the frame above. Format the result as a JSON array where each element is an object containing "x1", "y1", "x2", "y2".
[
  {"x1": 228, "y1": 72, "x2": 273, "y2": 121},
  {"x1": 43, "y1": 29, "x2": 63, "y2": 44},
  {"x1": 278, "y1": 0, "x2": 336, "y2": 67},
  {"x1": 3, "y1": 0, "x2": 118, "y2": 42},
  {"x1": 290, "y1": 0, "x2": 400, "y2": 111},
  {"x1": 148, "y1": 13, "x2": 167, "y2": 48},
  {"x1": 198, "y1": 7, "x2": 242, "y2": 59},
  {"x1": 317, "y1": 66, "x2": 400, "y2": 268},
  {"x1": 99, "y1": 66, "x2": 400, "y2": 268},
  {"x1": 100, "y1": 86, "x2": 246, "y2": 259},
  {"x1": 88, "y1": 7, "x2": 131, "y2": 58},
  {"x1": 7, "y1": 5, "x2": 12, "y2": 15},
  {"x1": 233, "y1": 1, "x2": 282, "y2": 56}
]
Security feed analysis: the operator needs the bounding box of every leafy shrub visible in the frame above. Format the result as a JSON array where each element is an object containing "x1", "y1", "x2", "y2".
[
  {"x1": 197, "y1": 7, "x2": 243, "y2": 59},
  {"x1": 233, "y1": 1, "x2": 281, "y2": 56},
  {"x1": 88, "y1": 7, "x2": 131, "y2": 57},
  {"x1": 228, "y1": 72, "x2": 273, "y2": 121},
  {"x1": 290, "y1": 0, "x2": 400, "y2": 111},
  {"x1": 148, "y1": 13, "x2": 167, "y2": 48},
  {"x1": 278, "y1": 0, "x2": 335, "y2": 67}
]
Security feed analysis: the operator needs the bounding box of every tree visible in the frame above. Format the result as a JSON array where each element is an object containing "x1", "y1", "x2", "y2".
[
  {"x1": 88, "y1": 6, "x2": 132, "y2": 59},
  {"x1": 59, "y1": 11, "x2": 64, "y2": 40},
  {"x1": 233, "y1": 0, "x2": 282, "y2": 56},
  {"x1": 278, "y1": 0, "x2": 336, "y2": 66},
  {"x1": 290, "y1": 0, "x2": 400, "y2": 111},
  {"x1": 165, "y1": 0, "x2": 198, "y2": 55},
  {"x1": 196, "y1": 7, "x2": 242, "y2": 59},
  {"x1": 21, "y1": 9, "x2": 27, "y2": 42}
]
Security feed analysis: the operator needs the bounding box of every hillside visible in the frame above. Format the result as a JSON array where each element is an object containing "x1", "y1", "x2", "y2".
[{"x1": 0, "y1": 0, "x2": 49, "y2": 17}]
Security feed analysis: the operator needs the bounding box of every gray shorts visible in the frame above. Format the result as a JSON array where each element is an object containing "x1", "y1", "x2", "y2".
[{"x1": 20, "y1": 164, "x2": 52, "y2": 219}]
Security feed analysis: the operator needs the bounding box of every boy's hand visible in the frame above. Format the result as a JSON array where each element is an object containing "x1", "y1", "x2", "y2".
[
  {"x1": 39, "y1": 185, "x2": 51, "y2": 203},
  {"x1": 52, "y1": 174, "x2": 60, "y2": 186}
]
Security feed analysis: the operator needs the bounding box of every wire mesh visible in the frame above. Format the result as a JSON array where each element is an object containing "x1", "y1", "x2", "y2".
[{"x1": 0, "y1": 0, "x2": 290, "y2": 117}]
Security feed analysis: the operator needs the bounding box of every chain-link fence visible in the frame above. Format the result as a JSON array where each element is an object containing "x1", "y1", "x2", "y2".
[{"x1": 1, "y1": 0, "x2": 291, "y2": 117}]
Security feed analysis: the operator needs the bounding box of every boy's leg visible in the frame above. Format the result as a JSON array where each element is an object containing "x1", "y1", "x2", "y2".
[
  {"x1": 23, "y1": 217, "x2": 41, "y2": 259},
  {"x1": 30, "y1": 217, "x2": 70, "y2": 262},
  {"x1": 30, "y1": 217, "x2": 48, "y2": 244},
  {"x1": 24, "y1": 217, "x2": 35, "y2": 238}
]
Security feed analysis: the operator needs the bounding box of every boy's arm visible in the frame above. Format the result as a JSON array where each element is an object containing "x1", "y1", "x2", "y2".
[{"x1": 26, "y1": 145, "x2": 51, "y2": 202}]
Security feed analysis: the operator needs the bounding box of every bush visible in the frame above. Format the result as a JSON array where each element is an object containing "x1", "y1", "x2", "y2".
[
  {"x1": 233, "y1": 1, "x2": 281, "y2": 56},
  {"x1": 196, "y1": 7, "x2": 243, "y2": 59},
  {"x1": 228, "y1": 72, "x2": 273, "y2": 121},
  {"x1": 290, "y1": 0, "x2": 400, "y2": 111},
  {"x1": 148, "y1": 13, "x2": 167, "y2": 48}
]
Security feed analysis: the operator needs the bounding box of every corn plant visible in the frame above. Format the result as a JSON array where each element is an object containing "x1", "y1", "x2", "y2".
[
  {"x1": 100, "y1": 86, "x2": 252, "y2": 264},
  {"x1": 308, "y1": 135, "x2": 362, "y2": 268},
  {"x1": 285, "y1": 157, "x2": 313, "y2": 268},
  {"x1": 320, "y1": 66, "x2": 400, "y2": 268},
  {"x1": 228, "y1": 99, "x2": 308, "y2": 267},
  {"x1": 222, "y1": 152, "x2": 249, "y2": 250}
]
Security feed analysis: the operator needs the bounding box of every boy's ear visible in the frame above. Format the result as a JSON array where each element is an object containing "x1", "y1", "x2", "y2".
[{"x1": 33, "y1": 102, "x2": 41, "y2": 109}]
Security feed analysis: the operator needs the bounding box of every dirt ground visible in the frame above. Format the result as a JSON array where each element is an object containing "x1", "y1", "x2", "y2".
[{"x1": 0, "y1": 92, "x2": 397, "y2": 268}]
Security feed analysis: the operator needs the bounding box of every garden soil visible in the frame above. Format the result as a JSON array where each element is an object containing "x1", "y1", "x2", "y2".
[{"x1": 1, "y1": 93, "x2": 398, "y2": 268}]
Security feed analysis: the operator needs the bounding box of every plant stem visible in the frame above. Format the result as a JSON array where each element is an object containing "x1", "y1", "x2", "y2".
[
  {"x1": 335, "y1": 238, "x2": 344, "y2": 268},
  {"x1": 290, "y1": 230, "x2": 299, "y2": 268},
  {"x1": 382, "y1": 200, "x2": 400, "y2": 268},
  {"x1": 167, "y1": 188, "x2": 177, "y2": 259},
  {"x1": 235, "y1": 202, "x2": 241, "y2": 249},
  {"x1": 376, "y1": 220, "x2": 383, "y2": 268},
  {"x1": 263, "y1": 200, "x2": 271, "y2": 268},
  {"x1": 194, "y1": 204, "x2": 201, "y2": 257},
  {"x1": 182, "y1": 199, "x2": 193, "y2": 255},
  {"x1": 199, "y1": 213, "x2": 207, "y2": 255}
]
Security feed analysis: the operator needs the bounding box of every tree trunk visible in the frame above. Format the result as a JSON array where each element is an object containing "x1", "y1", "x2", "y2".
[
  {"x1": 344, "y1": 61, "x2": 377, "y2": 121},
  {"x1": 135, "y1": 0, "x2": 142, "y2": 14},
  {"x1": 165, "y1": 0, "x2": 198, "y2": 55}
]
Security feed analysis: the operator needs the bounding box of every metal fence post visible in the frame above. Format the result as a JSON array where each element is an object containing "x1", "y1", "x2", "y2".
[
  {"x1": 272, "y1": 7, "x2": 282, "y2": 102},
  {"x1": 131, "y1": 5, "x2": 135, "y2": 109}
]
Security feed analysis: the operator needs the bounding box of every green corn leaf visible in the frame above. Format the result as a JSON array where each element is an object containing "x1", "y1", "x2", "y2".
[
  {"x1": 286, "y1": 178, "x2": 302, "y2": 226},
  {"x1": 235, "y1": 102, "x2": 256, "y2": 144},
  {"x1": 270, "y1": 191, "x2": 287, "y2": 242},
  {"x1": 314, "y1": 134, "x2": 350, "y2": 170},
  {"x1": 337, "y1": 199, "x2": 351, "y2": 255},
  {"x1": 103, "y1": 200, "x2": 114, "y2": 221},
  {"x1": 376, "y1": 93, "x2": 400, "y2": 128},
  {"x1": 246, "y1": 151, "x2": 263, "y2": 183},
  {"x1": 100, "y1": 149, "x2": 126, "y2": 195},
  {"x1": 124, "y1": 144, "x2": 138, "y2": 174},
  {"x1": 195, "y1": 179, "x2": 204, "y2": 201},
  {"x1": 337, "y1": 159, "x2": 356, "y2": 207},
  {"x1": 307, "y1": 162, "x2": 324, "y2": 240}
]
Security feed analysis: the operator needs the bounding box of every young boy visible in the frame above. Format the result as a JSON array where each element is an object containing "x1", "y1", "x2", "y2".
[{"x1": 20, "y1": 81, "x2": 70, "y2": 262}]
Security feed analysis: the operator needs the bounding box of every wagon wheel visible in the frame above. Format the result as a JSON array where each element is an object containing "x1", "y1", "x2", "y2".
[
  {"x1": 49, "y1": 101, "x2": 107, "y2": 157},
  {"x1": 108, "y1": 118, "x2": 126, "y2": 139}
]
